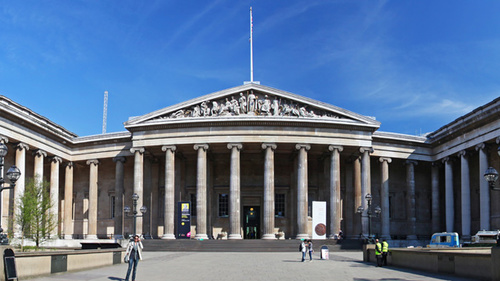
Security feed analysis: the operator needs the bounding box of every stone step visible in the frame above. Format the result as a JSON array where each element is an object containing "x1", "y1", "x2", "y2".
[{"x1": 142, "y1": 239, "x2": 363, "y2": 252}]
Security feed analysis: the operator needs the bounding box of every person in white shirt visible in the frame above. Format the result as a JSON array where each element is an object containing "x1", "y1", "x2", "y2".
[{"x1": 124, "y1": 235, "x2": 143, "y2": 281}]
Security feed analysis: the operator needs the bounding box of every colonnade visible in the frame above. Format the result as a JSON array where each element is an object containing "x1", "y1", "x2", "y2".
[{"x1": 2, "y1": 138, "x2": 498, "y2": 241}]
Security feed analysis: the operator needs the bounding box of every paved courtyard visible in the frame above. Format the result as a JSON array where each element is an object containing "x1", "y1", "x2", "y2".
[{"x1": 31, "y1": 251, "x2": 475, "y2": 281}]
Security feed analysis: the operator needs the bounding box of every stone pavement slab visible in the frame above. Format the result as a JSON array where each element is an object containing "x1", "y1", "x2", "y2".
[{"x1": 29, "y1": 251, "x2": 476, "y2": 281}]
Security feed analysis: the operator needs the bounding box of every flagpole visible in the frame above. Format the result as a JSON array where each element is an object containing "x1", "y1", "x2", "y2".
[{"x1": 250, "y1": 6, "x2": 254, "y2": 83}]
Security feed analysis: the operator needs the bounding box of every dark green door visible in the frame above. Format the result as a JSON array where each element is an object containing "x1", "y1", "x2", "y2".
[{"x1": 244, "y1": 206, "x2": 260, "y2": 239}]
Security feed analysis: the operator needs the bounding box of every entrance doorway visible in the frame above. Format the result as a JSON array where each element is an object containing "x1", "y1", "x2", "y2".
[{"x1": 243, "y1": 206, "x2": 260, "y2": 239}]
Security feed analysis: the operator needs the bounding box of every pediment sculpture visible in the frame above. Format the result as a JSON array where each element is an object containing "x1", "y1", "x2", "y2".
[{"x1": 155, "y1": 91, "x2": 344, "y2": 120}]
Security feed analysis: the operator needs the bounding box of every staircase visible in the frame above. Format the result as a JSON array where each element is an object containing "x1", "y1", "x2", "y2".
[{"x1": 142, "y1": 239, "x2": 363, "y2": 252}]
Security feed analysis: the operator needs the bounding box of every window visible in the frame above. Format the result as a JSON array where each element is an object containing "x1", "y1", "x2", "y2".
[
  {"x1": 275, "y1": 193, "x2": 285, "y2": 217},
  {"x1": 218, "y1": 194, "x2": 229, "y2": 217},
  {"x1": 110, "y1": 195, "x2": 116, "y2": 219},
  {"x1": 190, "y1": 194, "x2": 197, "y2": 216}
]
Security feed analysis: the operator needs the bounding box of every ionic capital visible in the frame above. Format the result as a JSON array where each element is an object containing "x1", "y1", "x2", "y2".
[
  {"x1": 162, "y1": 145, "x2": 177, "y2": 152},
  {"x1": 65, "y1": 162, "x2": 74, "y2": 169},
  {"x1": 432, "y1": 161, "x2": 441, "y2": 167},
  {"x1": 0, "y1": 136, "x2": 8, "y2": 144},
  {"x1": 379, "y1": 157, "x2": 392, "y2": 164},
  {"x1": 227, "y1": 143, "x2": 243, "y2": 150},
  {"x1": 328, "y1": 145, "x2": 343, "y2": 153},
  {"x1": 16, "y1": 142, "x2": 30, "y2": 151},
  {"x1": 51, "y1": 156, "x2": 62, "y2": 164},
  {"x1": 359, "y1": 147, "x2": 374, "y2": 154},
  {"x1": 497, "y1": 136, "x2": 500, "y2": 144},
  {"x1": 405, "y1": 160, "x2": 418, "y2": 166},
  {"x1": 113, "y1": 156, "x2": 126, "y2": 163},
  {"x1": 475, "y1": 143, "x2": 486, "y2": 151},
  {"x1": 33, "y1": 149, "x2": 47, "y2": 158},
  {"x1": 261, "y1": 143, "x2": 277, "y2": 150},
  {"x1": 457, "y1": 150, "x2": 468, "y2": 158},
  {"x1": 130, "y1": 147, "x2": 145, "y2": 154},
  {"x1": 194, "y1": 144, "x2": 209, "y2": 151},
  {"x1": 442, "y1": 157, "x2": 453, "y2": 164},
  {"x1": 86, "y1": 159, "x2": 100, "y2": 166},
  {"x1": 295, "y1": 144, "x2": 311, "y2": 151}
]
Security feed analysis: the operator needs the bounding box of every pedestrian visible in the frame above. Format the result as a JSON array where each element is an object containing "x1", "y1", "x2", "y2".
[
  {"x1": 124, "y1": 234, "x2": 143, "y2": 281},
  {"x1": 382, "y1": 239, "x2": 389, "y2": 266},
  {"x1": 375, "y1": 238, "x2": 382, "y2": 267},
  {"x1": 308, "y1": 240, "x2": 314, "y2": 261},
  {"x1": 300, "y1": 239, "x2": 306, "y2": 262}
]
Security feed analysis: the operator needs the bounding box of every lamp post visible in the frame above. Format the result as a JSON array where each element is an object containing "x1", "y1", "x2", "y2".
[
  {"x1": 357, "y1": 193, "x2": 381, "y2": 243},
  {"x1": 124, "y1": 193, "x2": 147, "y2": 239},
  {"x1": 0, "y1": 143, "x2": 21, "y2": 245}
]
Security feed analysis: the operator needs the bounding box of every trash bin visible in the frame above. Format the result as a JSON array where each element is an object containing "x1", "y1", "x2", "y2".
[{"x1": 320, "y1": 245, "x2": 329, "y2": 260}]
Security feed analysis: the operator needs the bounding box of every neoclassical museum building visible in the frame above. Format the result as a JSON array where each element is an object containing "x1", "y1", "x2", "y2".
[{"x1": 0, "y1": 83, "x2": 499, "y2": 244}]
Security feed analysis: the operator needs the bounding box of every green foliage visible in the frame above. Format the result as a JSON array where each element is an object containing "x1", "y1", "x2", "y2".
[{"x1": 16, "y1": 176, "x2": 56, "y2": 249}]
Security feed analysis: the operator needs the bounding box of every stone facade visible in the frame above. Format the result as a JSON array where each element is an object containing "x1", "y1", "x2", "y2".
[{"x1": 0, "y1": 83, "x2": 499, "y2": 243}]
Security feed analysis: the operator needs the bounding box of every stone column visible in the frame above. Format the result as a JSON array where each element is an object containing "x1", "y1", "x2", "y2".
[
  {"x1": 194, "y1": 144, "x2": 209, "y2": 240},
  {"x1": 328, "y1": 145, "x2": 343, "y2": 239},
  {"x1": 86, "y1": 159, "x2": 99, "y2": 240},
  {"x1": 379, "y1": 157, "x2": 391, "y2": 240},
  {"x1": 50, "y1": 157, "x2": 62, "y2": 237},
  {"x1": 351, "y1": 156, "x2": 362, "y2": 239},
  {"x1": 14, "y1": 143, "x2": 28, "y2": 238},
  {"x1": 33, "y1": 150, "x2": 47, "y2": 185},
  {"x1": 431, "y1": 162, "x2": 440, "y2": 233},
  {"x1": 228, "y1": 143, "x2": 243, "y2": 239},
  {"x1": 443, "y1": 157, "x2": 454, "y2": 232},
  {"x1": 459, "y1": 150, "x2": 471, "y2": 240},
  {"x1": 359, "y1": 147, "x2": 372, "y2": 237},
  {"x1": 63, "y1": 162, "x2": 74, "y2": 239},
  {"x1": 161, "y1": 146, "x2": 176, "y2": 239},
  {"x1": 262, "y1": 143, "x2": 276, "y2": 240},
  {"x1": 476, "y1": 143, "x2": 490, "y2": 231},
  {"x1": 406, "y1": 160, "x2": 418, "y2": 240},
  {"x1": 113, "y1": 157, "x2": 126, "y2": 239},
  {"x1": 130, "y1": 147, "x2": 145, "y2": 236},
  {"x1": 296, "y1": 144, "x2": 310, "y2": 239}
]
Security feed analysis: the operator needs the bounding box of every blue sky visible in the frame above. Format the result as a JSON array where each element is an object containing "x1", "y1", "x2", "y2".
[{"x1": 1, "y1": 1, "x2": 499, "y2": 137}]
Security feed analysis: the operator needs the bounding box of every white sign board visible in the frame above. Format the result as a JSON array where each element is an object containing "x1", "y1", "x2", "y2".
[{"x1": 312, "y1": 201, "x2": 327, "y2": 239}]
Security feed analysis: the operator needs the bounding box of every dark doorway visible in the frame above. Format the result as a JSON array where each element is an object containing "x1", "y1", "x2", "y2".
[{"x1": 243, "y1": 206, "x2": 260, "y2": 239}]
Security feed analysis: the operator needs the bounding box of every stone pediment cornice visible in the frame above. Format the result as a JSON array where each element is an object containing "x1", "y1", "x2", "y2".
[{"x1": 124, "y1": 84, "x2": 381, "y2": 130}]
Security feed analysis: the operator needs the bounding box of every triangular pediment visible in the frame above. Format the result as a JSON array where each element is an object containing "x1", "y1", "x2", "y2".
[{"x1": 124, "y1": 84, "x2": 380, "y2": 130}]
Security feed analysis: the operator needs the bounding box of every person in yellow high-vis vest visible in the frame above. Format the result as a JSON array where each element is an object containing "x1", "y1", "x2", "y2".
[
  {"x1": 382, "y1": 239, "x2": 389, "y2": 266},
  {"x1": 375, "y1": 239, "x2": 382, "y2": 267}
]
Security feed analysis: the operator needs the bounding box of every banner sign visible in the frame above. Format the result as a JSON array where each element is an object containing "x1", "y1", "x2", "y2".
[
  {"x1": 177, "y1": 202, "x2": 191, "y2": 239},
  {"x1": 312, "y1": 201, "x2": 327, "y2": 239}
]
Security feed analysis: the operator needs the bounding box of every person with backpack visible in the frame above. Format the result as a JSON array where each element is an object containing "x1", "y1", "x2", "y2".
[{"x1": 300, "y1": 240, "x2": 306, "y2": 262}]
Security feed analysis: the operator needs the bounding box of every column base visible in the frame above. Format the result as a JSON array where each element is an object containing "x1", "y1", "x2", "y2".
[
  {"x1": 113, "y1": 234, "x2": 123, "y2": 240},
  {"x1": 86, "y1": 234, "x2": 98, "y2": 240},
  {"x1": 261, "y1": 234, "x2": 275, "y2": 240},
  {"x1": 380, "y1": 234, "x2": 391, "y2": 240},
  {"x1": 296, "y1": 234, "x2": 310, "y2": 240},
  {"x1": 195, "y1": 234, "x2": 209, "y2": 240},
  {"x1": 228, "y1": 234, "x2": 242, "y2": 240},
  {"x1": 64, "y1": 235, "x2": 73, "y2": 240},
  {"x1": 161, "y1": 234, "x2": 176, "y2": 240}
]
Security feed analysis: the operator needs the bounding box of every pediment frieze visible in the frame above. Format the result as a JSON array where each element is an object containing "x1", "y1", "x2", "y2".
[{"x1": 153, "y1": 90, "x2": 345, "y2": 121}]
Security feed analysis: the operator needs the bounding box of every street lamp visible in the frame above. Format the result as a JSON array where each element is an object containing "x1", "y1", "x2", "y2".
[
  {"x1": 357, "y1": 193, "x2": 381, "y2": 243},
  {"x1": 124, "y1": 193, "x2": 147, "y2": 239},
  {"x1": 0, "y1": 143, "x2": 21, "y2": 245},
  {"x1": 484, "y1": 167, "x2": 499, "y2": 190}
]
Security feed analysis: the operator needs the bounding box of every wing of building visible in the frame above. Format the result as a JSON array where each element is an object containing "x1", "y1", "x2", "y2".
[{"x1": 0, "y1": 83, "x2": 499, "y2": 244}]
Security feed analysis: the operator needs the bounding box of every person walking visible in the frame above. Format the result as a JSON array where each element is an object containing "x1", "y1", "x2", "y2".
[
  {"x1": 307, "y1": 240, "x2": 314, "y2": 262},
  {"x1": 300, "y1": 240, "x2": 306, "y2": 262},
  {"x1": 375, "y1": 239, "x2": 383, "y2": 267},
  {"x1": 382, "y1": 239, "x2": 389, "y2": 266},
  {"x1": 124, "y1": 235, "x2": 143, "y2": 281}
]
